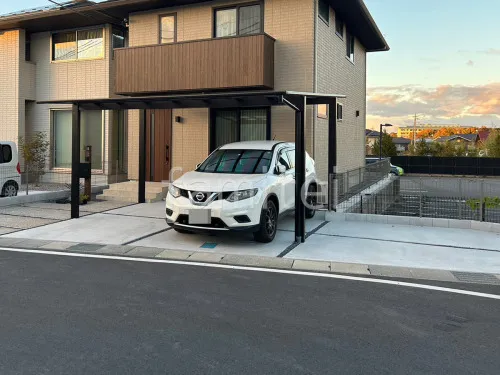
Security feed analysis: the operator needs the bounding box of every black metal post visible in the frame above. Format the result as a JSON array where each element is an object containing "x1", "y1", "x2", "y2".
[
  {"x1": 295, "y1": 97, "x2": 306, "y2": 243},
  {"x1": 328, "y1": 98, "x2": 337, "y2": 211},
  {"x1": 379, "y1": 123, "x2": 383, "y2": 160},
  {"x1": 71, "y1": 104, "x2": 81, "y2": 219},
  {"x1": 138, "y1": 109, "x2": 146, "y2": 203}
]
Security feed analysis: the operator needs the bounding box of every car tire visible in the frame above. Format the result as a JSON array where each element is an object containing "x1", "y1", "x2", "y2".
[
  {"x1": 305, "y1": 184, "x2": 316, "y2": 219},
  {"x1": 173, "y1": 227, "x2": 194, "y2": 234},
  {"x1": 253, "y1": 199, "x2": 278, "y2": 243},
  {"x1": 1, "y1": 182, "x2": 18, "y2": 197}
]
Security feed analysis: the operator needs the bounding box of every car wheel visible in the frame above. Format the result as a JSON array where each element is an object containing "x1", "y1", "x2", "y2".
[
  {"x1": 253, "y1": 199, "x2": 278, "y2": 243},
  {"x1": 305, "y1": 184, "x2": 316, "y2": 219},
  {"x1": 1, "y1": 182, "x2": 18, "y2": 197},
  {"x1": 173, "y1": 227, "x2": 194, "y2": 234}
]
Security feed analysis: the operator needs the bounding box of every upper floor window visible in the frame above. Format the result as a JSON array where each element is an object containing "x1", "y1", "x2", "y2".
[
  {"x1": 346, "y1": 31, "x2": 355, "y2": 62},
  {"x1": 214, "y1": 3, "x2": 262, "y2": 38},
  {"x1": 160, "y1": 15, "x2": 176, "y2": 44},
  {"x1": 318, "y1": 0, "x2": 329, "y2": 24},
  {"x1": 335, "y1": 13, "x2": 344, "y2": 38},
  {"x1": 112, "y1": 29, "x2": 126, "y2": 49},
  {"x1": 52, "y1": 28, "x2": 104, "y2": 61},
  {"x1": 317, "y1": 104, "x2": 328, "y2": 119},
  {"x1": 336, "y1": 103, "x2": 343, "y2": 121}
]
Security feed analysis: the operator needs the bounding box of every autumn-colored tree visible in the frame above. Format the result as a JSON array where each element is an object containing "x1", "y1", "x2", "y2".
[{"x1": 416, "y1": 129, "x2": 436, "y2": 139}]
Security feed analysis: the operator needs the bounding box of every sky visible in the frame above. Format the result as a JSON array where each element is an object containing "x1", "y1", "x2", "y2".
[{"x1": 1, "y1": 1, "x2": 499, "y2": 130}]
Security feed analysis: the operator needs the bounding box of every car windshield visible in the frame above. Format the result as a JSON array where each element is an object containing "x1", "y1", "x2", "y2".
[{"x1": 196, "y1": 149, "x2": 273, "y2": 174}]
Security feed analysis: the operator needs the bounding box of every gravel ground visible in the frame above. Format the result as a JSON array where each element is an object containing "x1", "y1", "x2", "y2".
[{"x1": 19, "y1": 183, "x2": 69, "y2": 192}]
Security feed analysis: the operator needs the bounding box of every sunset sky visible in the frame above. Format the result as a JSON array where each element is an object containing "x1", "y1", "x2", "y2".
[{"x1": 1, "y1": 0, "x2": 499, "y2": 130}]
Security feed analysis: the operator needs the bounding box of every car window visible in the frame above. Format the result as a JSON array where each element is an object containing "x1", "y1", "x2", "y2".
[
  {"x1": 286, "y1": 149, "x2": 295, "y2": 169},
  {"x1": 197, "y1": 149, "x2": 273, "y2": 174},
  {"x1": 0, "y1": 145, "x2": 12, "y2": 164},
  {"x1": 276, "y1": 149, "x2": 291, "y2": 170}
]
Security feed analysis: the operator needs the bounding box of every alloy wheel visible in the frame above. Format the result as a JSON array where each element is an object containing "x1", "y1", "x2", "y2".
[
  {"x1": 265, "y1": 205, "x2": 277, "y2": 235},
  {"x1": 4, "y1": 185, "x2": 17, "y2": 197}
]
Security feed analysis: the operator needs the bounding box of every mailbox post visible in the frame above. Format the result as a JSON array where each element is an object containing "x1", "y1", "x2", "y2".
[{"x1": 84, "y1": 145, "x2": 92, "y2": 201}]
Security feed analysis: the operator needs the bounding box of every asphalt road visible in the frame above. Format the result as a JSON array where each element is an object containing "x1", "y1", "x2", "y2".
[{"x1": 0, "y1": 250, "x2": 499, "y2": 375}]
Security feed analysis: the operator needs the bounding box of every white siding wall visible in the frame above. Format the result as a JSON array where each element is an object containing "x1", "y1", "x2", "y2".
[{"x1": 315, "y1": 2, "x2": 367, "y2": 180}]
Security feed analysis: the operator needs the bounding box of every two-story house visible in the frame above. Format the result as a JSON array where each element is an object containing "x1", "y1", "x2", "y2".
[{"x1": 0, "y1": 0, "x2": 388, "y2": 191}]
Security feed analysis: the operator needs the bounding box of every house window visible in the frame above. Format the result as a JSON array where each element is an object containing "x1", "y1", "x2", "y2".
[
  {"x1": 112, "y1": 29, "x2": 126, "y2": 49},
  {"x1": 214, "y1": 3, "x2": 262, "y2": 38},
  {"x1": 52, "y1": 110, "x2": 104, "y2": 169},
  {"x1": 111, "y1": 110, "x2": 127, "y2": 173},
  {"x1": 346, "y1": 31, "x2": 355, "y2": 62},
  {"x1": 52, "y1": 28, "x2": 104, "y2": 61},
  {"x1": 317, "y1": 104, "x2": 328, "y2": 119},
  {"x1": 160, "y1": 15, "x2": 176, "y2": 44},
  {"x1": 336, "y1": 103, "x2": 343, "y2": 121},
  {"x1": 335, "y1": 13, "x2": 344, "y2": 38},
  {"x1": 318, "y1": 0, "x2": 329, "y2": 24},
  {"x1": 212, "y1": 108, "x2": 269, "y2": 149},
  {"x1": 25, "y1": 33, "x2": 31, "y2": 61}
]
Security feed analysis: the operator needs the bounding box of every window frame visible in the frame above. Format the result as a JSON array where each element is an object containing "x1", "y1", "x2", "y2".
[
  {"x1": 51, "y1": 26, "x2": 105, "y2": 63},
  {"x1": 346, "y1": 31, "x2": 355, "y2": 63},
  {"x1": 159, "y1": 13, "x2": 177, "y2": 44},
  {"x1": 336, "y1": 103, "x2": 343, "y2": 122},
  {"x1": 335, "y1": 13, "x2": 344, "y2": 39},
  {"x1": 212, "y1": 1, "x2": 264, "y2": 38},
  {"x1": 318, "y1": 0, "x2": 330, "y2": 25},
  {"x1": 50, "y1": 109, "x2": 105, "y2": 172},
  {"x1": 210, "y1": 107, "x2": 271, "y2": 151}
]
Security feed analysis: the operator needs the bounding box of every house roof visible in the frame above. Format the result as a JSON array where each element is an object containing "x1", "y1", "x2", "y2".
[
  {"x1": 0, "y1": 0, "x2": 389, "y2": 51},
  {"x1": 478, "y1": 130, "x2": 491, "y2": 142},
  {"x1": 365, "y1": 129, "x2": 380, "y2": 137},
  {"x1": 391, "y1": 137, "x2": 411, "y2": 145},
  {"x1": 436, "y1": 134, "x2": 479, "y2": 143}
]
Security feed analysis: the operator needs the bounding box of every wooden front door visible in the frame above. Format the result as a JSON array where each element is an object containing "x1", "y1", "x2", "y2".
[{"x1": 146, "y1": 109, "x2": 172, "y2": 182}]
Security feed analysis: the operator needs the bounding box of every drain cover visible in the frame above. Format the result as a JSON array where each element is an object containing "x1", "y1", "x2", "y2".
[
  {"x1": 200, "y1": 242, "x2": 217, "y2": 249},
  {"x1": 452, "y1": 272, "x2": 500, "y2": 285}
]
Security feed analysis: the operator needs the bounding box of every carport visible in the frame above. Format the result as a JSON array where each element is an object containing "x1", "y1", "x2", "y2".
[{"x1": 40, "y1": 91, "x2": 345, "y2": 243}]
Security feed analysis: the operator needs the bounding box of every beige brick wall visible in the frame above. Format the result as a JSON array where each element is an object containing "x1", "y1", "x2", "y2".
[
  {"x1": 127, "y1": 0, "x2": 315, "y2": 179},
  {"x1": 314, "y1": 2, "x2": 367, "y2": 180},
  {"x1": 0, "y1": 30, "x2": 22, "y2": 144}
]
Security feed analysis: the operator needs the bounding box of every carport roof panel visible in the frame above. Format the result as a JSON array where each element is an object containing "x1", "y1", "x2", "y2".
[{"x1": 38, "y1": 91, "x2": 346, "y2": 111}]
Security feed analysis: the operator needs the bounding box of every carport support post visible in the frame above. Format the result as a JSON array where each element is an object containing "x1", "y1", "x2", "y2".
[
  {"x1": 138, "y1": 109, "x2": 146, "y2": 204},
  {"x1": 295, "y1": 96, "x2": 306, "y2": 243},
  {"x1": 328, "y1": 98, "x2": 338, "y2": 211},
  {"x1": 71, "y1": 104, "x2": 81, "y2": 219}
]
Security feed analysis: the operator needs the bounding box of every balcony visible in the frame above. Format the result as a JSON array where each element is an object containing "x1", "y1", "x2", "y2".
[{"x1": 114, "y1": 34, "x2": 275, "y2": 96}]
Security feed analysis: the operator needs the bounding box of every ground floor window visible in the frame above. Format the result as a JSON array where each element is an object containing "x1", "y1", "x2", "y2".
[
  {"x1": 52, "y1": 109, "x2": 104, "y2": 170},
  {"x1": 111, "y1": 110, "x2": 127, "y2": 173},
  {"x1": 211, "y1": 108, "x2": 270, "y2": 150}
]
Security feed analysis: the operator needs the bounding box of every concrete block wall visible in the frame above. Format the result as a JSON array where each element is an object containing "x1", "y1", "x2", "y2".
[
  {"x1": 127, "y1": 0, "x2": 316, "y2": 179},
  {"x1": 314, "y1": 1, "x2": 367, "y2": 180}
]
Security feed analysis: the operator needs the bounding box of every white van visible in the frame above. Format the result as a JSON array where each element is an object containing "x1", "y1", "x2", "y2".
[{"x1": 0, "y1": 141, "x2": 21, "y2": 197}]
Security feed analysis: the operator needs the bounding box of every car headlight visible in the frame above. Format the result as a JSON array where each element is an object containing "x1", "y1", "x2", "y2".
[
  {"x1": 169, "y1": 184, "x2": 181, "y2": 198},
  {"x1": 226, "y1": 189, "x2": 258, "y2": 202}
]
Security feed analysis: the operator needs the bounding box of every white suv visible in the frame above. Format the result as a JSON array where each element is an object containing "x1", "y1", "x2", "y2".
[
  {"x1": 165, "y1": 141, "x2": 318, "y2": 243},
  {"x1": 0, "y1": 141, "x2": 21, "y2": 198}
]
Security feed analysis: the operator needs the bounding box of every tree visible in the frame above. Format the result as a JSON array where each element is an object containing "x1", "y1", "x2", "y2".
[
  {"x1": 409, "y1": 139, "x2": 431, "y2": 156},
  {"x1": 484, "y1": 129, "x2": 500, "y2": 158},
  {"x1": 371, "y1": 132, "x2": 398, "y2": 157},
  {"x1": 18, "y1": 132, "x2": 50, "y2": 185}
]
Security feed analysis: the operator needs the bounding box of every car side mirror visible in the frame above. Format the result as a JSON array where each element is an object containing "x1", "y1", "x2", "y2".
[{"x1": 276, "y1": 165, "x2": 286, "y2": 175}]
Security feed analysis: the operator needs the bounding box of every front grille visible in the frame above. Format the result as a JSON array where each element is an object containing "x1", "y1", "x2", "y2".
[
  {"x1": 176, "y1": 214, "x2": 227, "y2": 229},
  {"x1": 184, "y1": 190, "x2": 233, "y2": 202}
]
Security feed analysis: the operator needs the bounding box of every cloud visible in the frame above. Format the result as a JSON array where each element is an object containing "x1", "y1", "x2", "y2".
[
  {"x1": 466, "y1": 60, "x2": 474, "y2": 67},
  {"x1": 367, "y1": 83, "x2": 500, "y2": 128},
  {"x1": 480, "y1": 48, "x2": 500, "y2": 55}
]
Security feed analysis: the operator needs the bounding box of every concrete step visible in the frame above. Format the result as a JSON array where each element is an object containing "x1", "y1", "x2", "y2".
[
  {"x1": 97, "y1": 184, "x2": 168, "y2": 203},
  {"x1": 96, "y1": 192, "x2": 163, "y2": 203},
  {"x1": 107, "y1": 182, "x2": 169, "y2": 193}
]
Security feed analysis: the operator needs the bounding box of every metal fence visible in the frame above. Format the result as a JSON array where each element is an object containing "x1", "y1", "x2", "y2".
[
  {"x1": 329, "y1": 159, "x2": 391, "y2": 208},
  {"x1": 391, "y1": 156, "x2": 500, "y2": 176},
  {"x1": 338, "y1": 176, "x2": 500, "y2": 223}
]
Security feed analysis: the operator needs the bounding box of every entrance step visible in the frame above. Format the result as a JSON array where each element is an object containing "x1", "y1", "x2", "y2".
[{"x1": 96, "y1": 181, "x2": 169, "y2": 203}]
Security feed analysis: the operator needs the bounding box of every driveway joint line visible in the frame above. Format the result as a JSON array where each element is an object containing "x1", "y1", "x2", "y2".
[
  {"x1": 121, "y1": 227, "x2": 172, "y2": 246},
  {"x1": 314, "y1": 232, "x2": 500, "y2": 253},
  {"x1": 277, "y1": 242, "x2": 300, "y2": 258},
  {"x1": 305, "y1": 221, "x2": 329, "y2": 239}
]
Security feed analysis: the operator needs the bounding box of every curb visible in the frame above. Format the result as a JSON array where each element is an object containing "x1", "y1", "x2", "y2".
[{"x1": 0, "y1": 237, "x2": 499, "y2": 286}]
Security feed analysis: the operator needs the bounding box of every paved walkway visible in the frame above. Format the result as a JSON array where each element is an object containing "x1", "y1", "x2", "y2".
[{"x1": 1, "y1": 202, "x2": 500, "y2": 284}]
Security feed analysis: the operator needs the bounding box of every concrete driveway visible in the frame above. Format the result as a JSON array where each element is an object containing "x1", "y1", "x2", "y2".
[{"x1": 3, "y1": 201, "x2": 500, "y2": 274}]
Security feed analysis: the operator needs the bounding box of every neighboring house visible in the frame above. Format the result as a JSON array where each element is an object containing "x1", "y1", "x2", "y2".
[
  {"x1": 0, "y1": 0, "x2": 388, "y2": 185},
  {"x1": 435, "y1": 134, "x2": 479, "y2": 150},
  {"x1": 478, "y1": 130, "x2": 491, "y2": 146},
  {"x1": 365, "y1": 129, "x2": 380, "y2": 154},
  {"x1": 391, "y1": 137, "x2": 411, "y2": 154}
]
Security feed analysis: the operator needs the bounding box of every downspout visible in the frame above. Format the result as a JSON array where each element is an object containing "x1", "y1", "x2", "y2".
[{"x1": 312, "y1": 0, "x2": 318, "y2": 159}]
